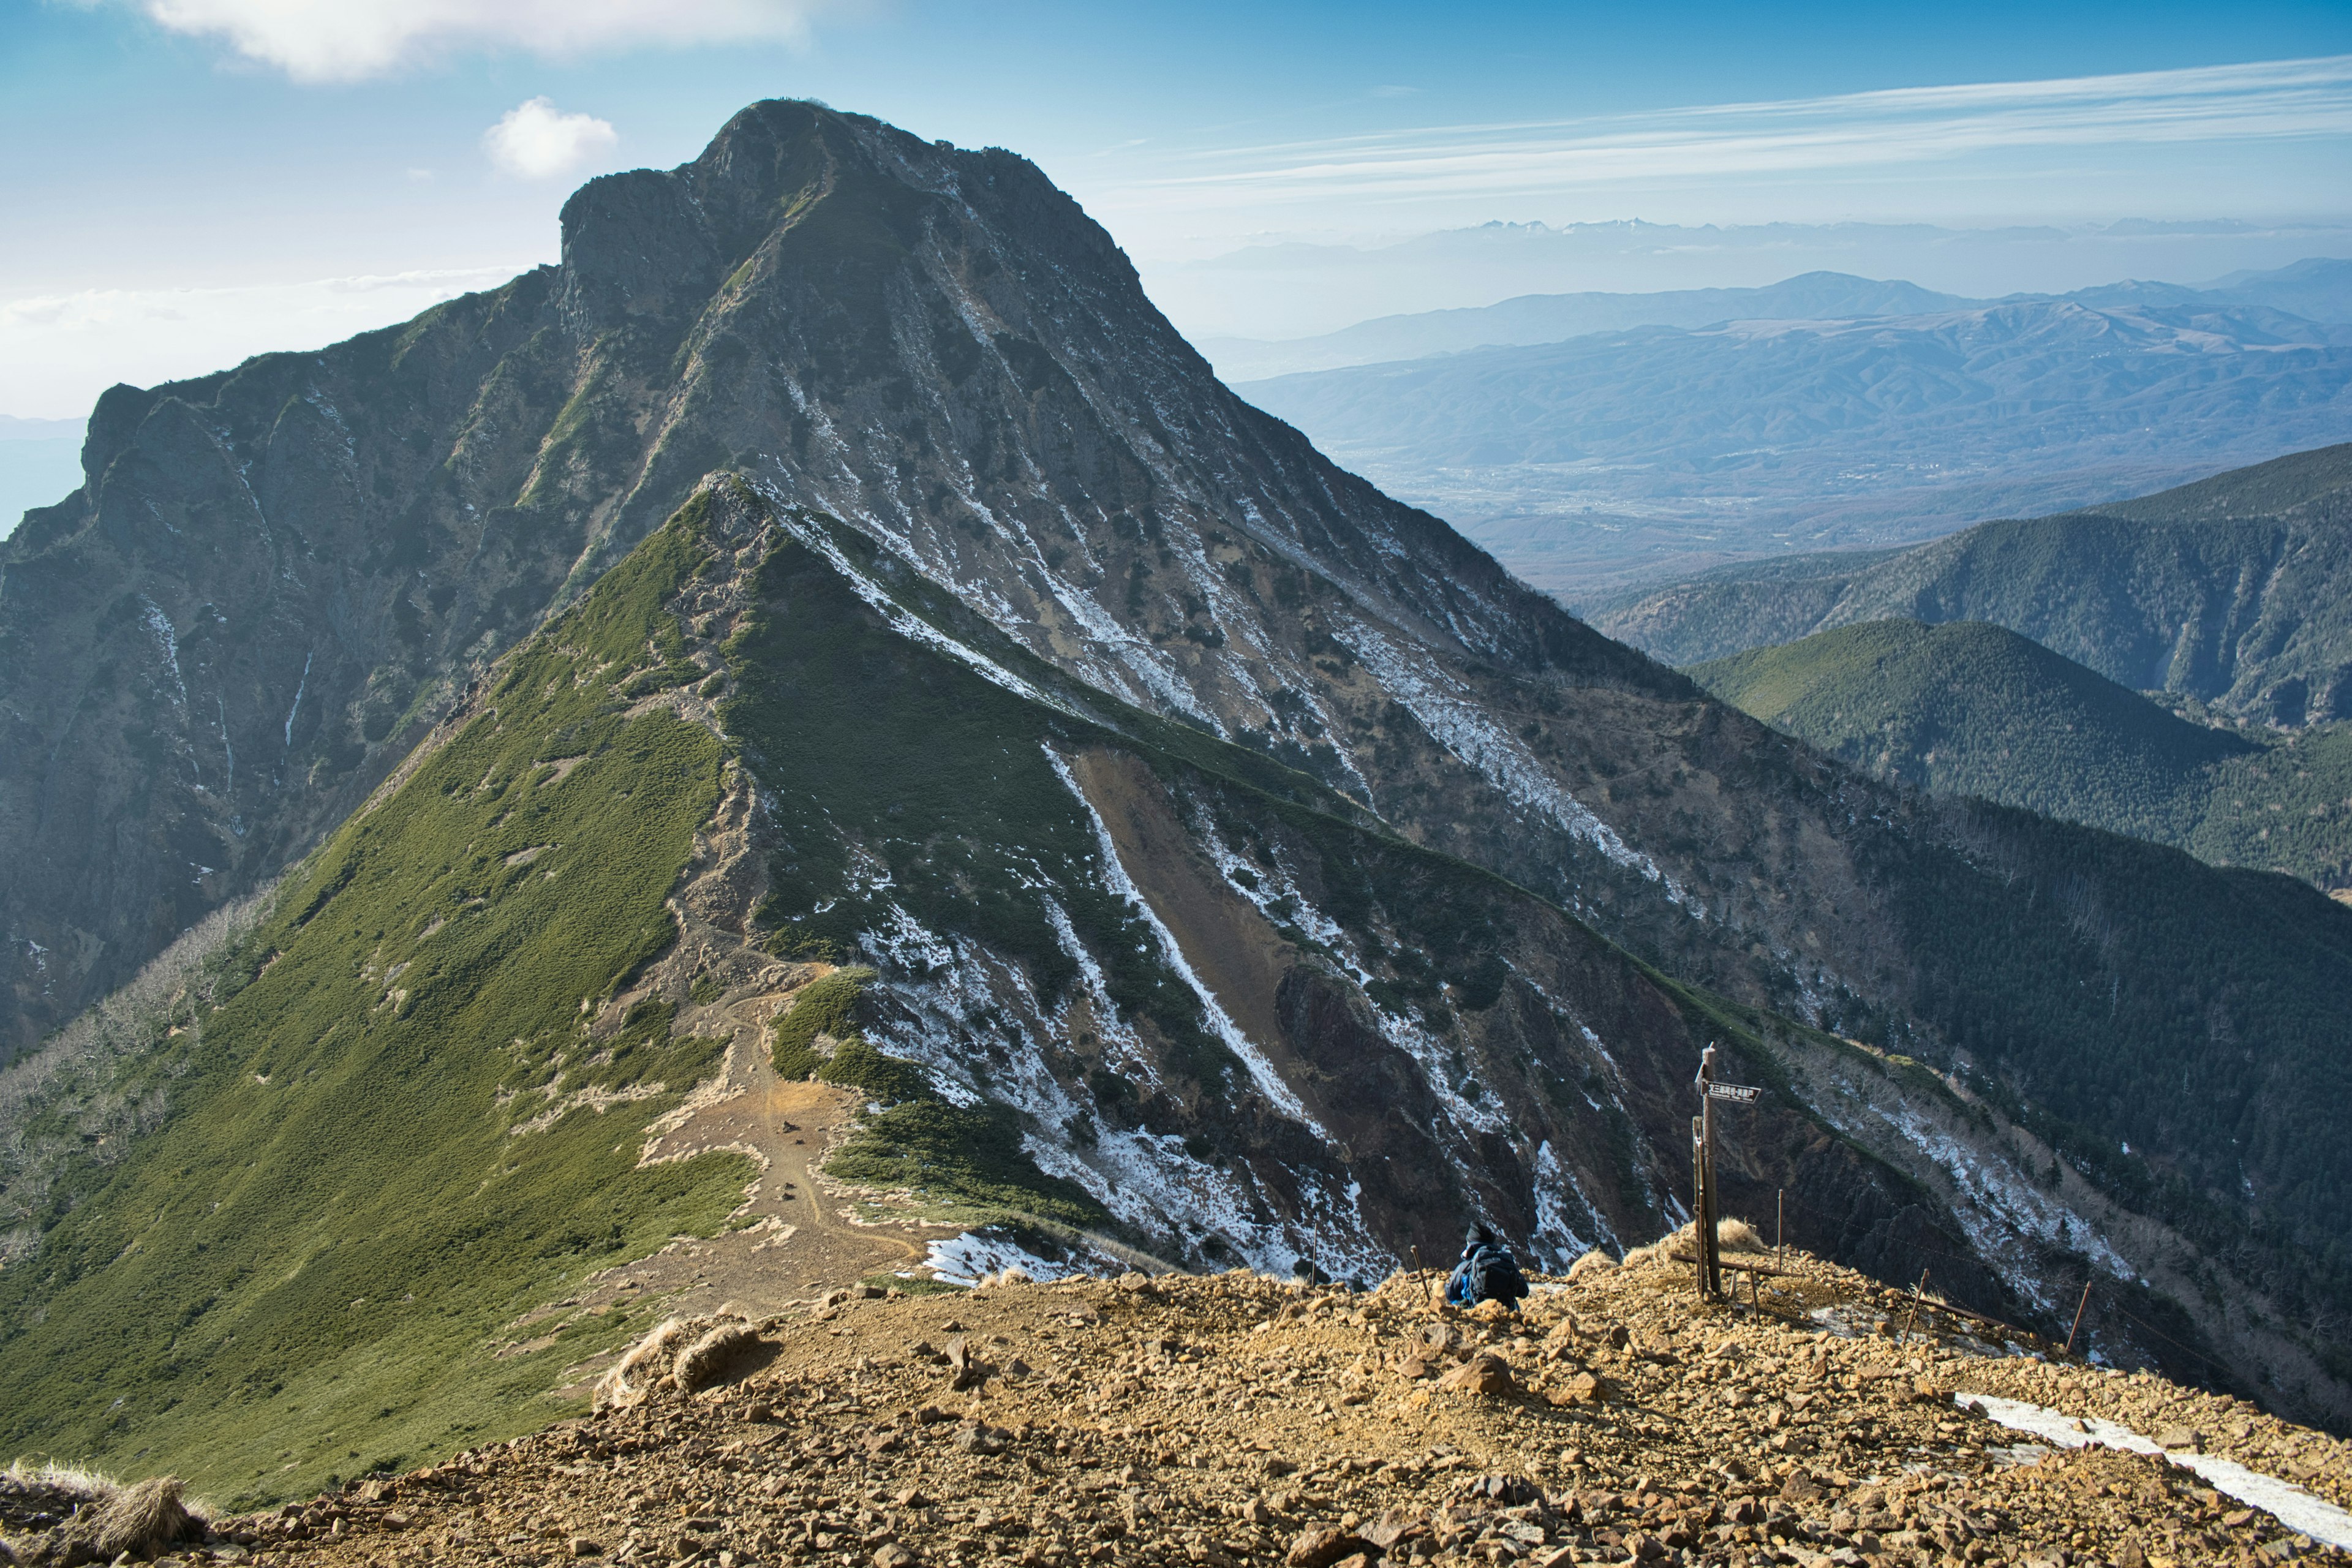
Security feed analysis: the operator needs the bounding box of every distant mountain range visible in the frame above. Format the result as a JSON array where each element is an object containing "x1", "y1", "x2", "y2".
[
  {"x1": 1201, "y1": 271, "x2": 1975, "y2": 382},
  {"x1": 1208, "y1": 257, "x2": 2352, "y2": 381},
  {"x1": 1686, "y1": 619, "x2": 2352, "y2": 895},
  {"x1": 1153, "y1": 217, "x2": 2352, "y2": 343},
  {"x1": 1234, "y1": 263, "x2": 2352, "y2": 593},
  {"x1": 1594, "y1": 443, "x2": 2352, "y2": 726}
]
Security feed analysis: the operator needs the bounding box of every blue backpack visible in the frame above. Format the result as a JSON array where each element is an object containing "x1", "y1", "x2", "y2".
[{"x1": 1447, "y1": 1241, "x2": 1529, "y2": 1309}]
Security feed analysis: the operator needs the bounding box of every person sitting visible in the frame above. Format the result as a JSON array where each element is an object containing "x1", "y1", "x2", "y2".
[{"x1": 1445, "y1": 1224, "x2": 1530, "y2": 1311}]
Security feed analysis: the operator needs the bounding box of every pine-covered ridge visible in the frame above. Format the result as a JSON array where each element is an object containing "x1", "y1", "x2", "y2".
[
  {"x1": 1686, "y1": 620, "x2": 2352, "y2": 894},
  {"x1": 1593, "y1": 443, "x2": 2352, "y2": 726}
]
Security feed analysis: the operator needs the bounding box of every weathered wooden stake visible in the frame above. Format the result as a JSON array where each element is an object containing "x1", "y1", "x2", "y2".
[
  {"x1": 2065, "y1": 1280, "x2": 2094, "y2": 1355},
  {"x1": 1898, "y1": 1267, "x2": 1931, "y2": 1342},
  {"x1": 1695, "y1": 1044, "x2": 1722, "y2": 1300},
  {"x1": 1776, "y1": 1188, "x2": 1785, "y2": 1267}
]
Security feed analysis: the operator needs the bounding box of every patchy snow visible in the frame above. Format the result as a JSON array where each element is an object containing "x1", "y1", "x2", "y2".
[
  {"x1": 282, "y1": 651, "x2": 312, "y2": 749},
  {"x1": 1334, "y1": 617, "x2": 1691, "y2": 907},
  {"x1": 1961, "y1": 1394, "x2": 2352, "y2": 1550},
  {"x1": 768, "y1": 505, "x2": 1071, "y2": 717},
  {"x1": 140, "y1": 601, "x2": 183, "y2": 704},
  {"x1": 1809, "y1": 1303, "x2": 1890, "y2": 1338},
  {"x1": 1529, "y1": 1140, "x2": 1602, "y2": 1268},
  {"x1": 1041, "y1": 899, "x2": 1162, "y2": 1091},
  {"x1": 1191, "y1": 807, "x2": 1501, "y2": 1137},
  {"x1": 924, "y1": 1231, "x2": 1090, "y2": 1287},
  {"x1": 1792, "y1": 1052, "x2": 2126, "y2": 1313},
  {"x1": 1865, "y1": 1099, "x2": 2131, "y2": 1307},
  {"x1": 848, "y1": 894, "x2": 1386, "y2": 1283},
  {"x1": 215, "y1": 693, "x2": 233, "y2": 799}
]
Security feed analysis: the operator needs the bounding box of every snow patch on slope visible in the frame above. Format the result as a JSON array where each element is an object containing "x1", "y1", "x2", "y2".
[
  {"x1": 1336, "y1": 618, "x2": 1691, "y2": 907},
  {"x1": 1045, "y1": 746, "x2": 1315, "y2": 1128},
  {"x1": 1962, "y1": 1395, "x2": 2352, "y2": 1550},
  {"x1": 855, "y1": 891, "x2": 1386, "y2": 1284}
]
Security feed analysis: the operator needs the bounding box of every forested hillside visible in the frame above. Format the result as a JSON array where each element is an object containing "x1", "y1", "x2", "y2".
[
  {"x1": 1596, "y1": 444, "x2": 2352, "y2": 725},
  {"x1": 1687, "y1": 620, "x2": 2352, "y2": 892}
]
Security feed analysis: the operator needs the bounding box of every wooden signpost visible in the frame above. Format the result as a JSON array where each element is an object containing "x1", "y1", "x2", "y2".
[{"x1": 1693, "y1": 1044, "x2": 1764, "y2": 1302}]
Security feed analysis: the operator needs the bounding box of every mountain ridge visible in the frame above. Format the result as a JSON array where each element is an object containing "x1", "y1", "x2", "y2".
[
  {"x1": 0, "y1": 478, "x2": 2004, "y2": 1498},
  {"x1": 1683, "y1": 620, "x2": 2352, "y2": 892},
  {"x1": 1203, "y1": 256, "x2": 2352, "y2": 382},
  {"x1": 1593, "y1": 444, "x2": 2352, "y2": 725}
]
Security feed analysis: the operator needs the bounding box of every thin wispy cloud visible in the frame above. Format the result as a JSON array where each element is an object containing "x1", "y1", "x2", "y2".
[{"x1": 1134, "y1": 56, "x2": 2352, "y2": 211}]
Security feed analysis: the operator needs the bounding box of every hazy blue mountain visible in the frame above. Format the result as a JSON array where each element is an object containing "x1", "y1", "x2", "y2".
[
  {"x1": 1199, "y1": 271, "x2": 1973, "y2": 382},
  {"x1": 2070, "y1": 257, "x2": 2352, "y2": 323},
  {"x1": 1238, "y1": 299, "x2": 2352, "y2": 593},
  {"x1": 1596, "y1": 444, "x2": 2352, "y2": 726},
  {"x1": 1150, "y1": 214, "x2": 2352, "y2": 342},
  {"x1": 1685, "y1": 619, "x2": 2352, "y2": 894},
  {"x1": 1203, "y1": 256, "x2": 2352, "y2": 383}
]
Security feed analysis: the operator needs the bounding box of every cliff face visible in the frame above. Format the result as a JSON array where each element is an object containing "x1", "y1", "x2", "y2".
[{"x1": 4, "y1": 102, "x2": 2350, "y2": 1423}]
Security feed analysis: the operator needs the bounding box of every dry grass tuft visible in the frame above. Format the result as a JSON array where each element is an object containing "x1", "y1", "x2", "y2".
[
  {"x1": 79, "y1": 1477, "x2": 202, "y2": 1557},
  {"x1": 673, "y1": 1322, "x2": 765, "y2": 1392},
  {"x1": 1619, "y1": 1217, "x2": 1767, "y2": 1270},
  {"x1": 594, "y1": 1317, "x2": 712, "y2": 1411}
]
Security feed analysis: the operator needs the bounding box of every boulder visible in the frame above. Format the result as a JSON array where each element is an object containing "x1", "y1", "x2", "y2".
[{"x1": 1438, "y1": 1354, "x2": 1513, "y2": 1396}]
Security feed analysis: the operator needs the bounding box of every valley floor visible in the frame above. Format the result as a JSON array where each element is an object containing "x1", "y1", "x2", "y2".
[{"x1": 21, "y1": 1246, "x2": 2347, "y2": 1568}]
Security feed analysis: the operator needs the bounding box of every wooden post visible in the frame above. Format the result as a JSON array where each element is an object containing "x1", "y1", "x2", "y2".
[
  {"x1": 1776, "y1": 1188, "x2": 1784, "y2": 1268},
  {"x1": 1412, "y1": 1245, "x2": 1433, "y2": 1313},
  {"x1": 1696, "y1": 1044, "x2": 1722, "y2": 1300},
  {"x1": 2065, "y1": 1280, "x2": 2094, "y2": 1355}
]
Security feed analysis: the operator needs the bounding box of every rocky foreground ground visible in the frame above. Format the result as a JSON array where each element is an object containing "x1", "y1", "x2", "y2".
[{"x1": 7, "y1": 1246, "x2": 2347, "y2": 1568}]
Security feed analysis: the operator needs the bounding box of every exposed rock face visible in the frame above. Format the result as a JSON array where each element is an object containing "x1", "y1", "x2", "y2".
[{"x1": 4, "y1": 102, "x2": 2349, "y2": 1419}]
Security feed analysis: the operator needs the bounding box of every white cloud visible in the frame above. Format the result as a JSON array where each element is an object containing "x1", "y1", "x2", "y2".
[
  {"x1": 483, "y1": 98, "x2": 619, "y2": 180},
  {"x1": 128, "y1": 0, "x2": 837, "y2": 83}
]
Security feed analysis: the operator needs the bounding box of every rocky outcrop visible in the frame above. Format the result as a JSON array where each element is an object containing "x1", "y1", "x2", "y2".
[{"x1": 45, "y1": 1259, "x2": 2347, "y2": 1566}]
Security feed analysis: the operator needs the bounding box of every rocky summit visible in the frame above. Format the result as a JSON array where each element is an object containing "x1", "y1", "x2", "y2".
[{"x1": 7, "y1": 1248, "x2": 2349, "y2": 1568}]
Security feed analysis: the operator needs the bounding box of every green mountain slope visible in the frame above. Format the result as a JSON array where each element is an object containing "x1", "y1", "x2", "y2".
[
  {"x1": 1687, "y1": 620, "x2": 2352, "y2": 891},
  {"x1": 1596, "y1": 443, "x2": 2352, "y2": 725},
  {"x1": 0, "y1": 500, "x2": 752, "y2": 1504}
]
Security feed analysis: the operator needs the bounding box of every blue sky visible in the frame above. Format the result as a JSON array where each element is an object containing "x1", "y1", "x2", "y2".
[{"x1": 2, "y1": 0, "x2": 2350, "y2": 417}]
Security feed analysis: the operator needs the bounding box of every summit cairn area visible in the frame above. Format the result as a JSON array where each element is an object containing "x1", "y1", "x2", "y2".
[{"x1": 17, "y1": 1246, "x2": 2346, "y2": 1568}]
